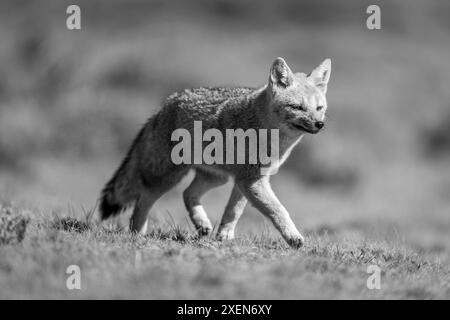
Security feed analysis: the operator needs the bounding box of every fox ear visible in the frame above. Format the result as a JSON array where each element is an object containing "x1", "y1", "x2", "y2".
[
  {"x1": 269, "y1": 57, "x2": 294, "y2": 88},
  {"x1": 308, "y1": 59, "x2": 331, "y2": 93}
]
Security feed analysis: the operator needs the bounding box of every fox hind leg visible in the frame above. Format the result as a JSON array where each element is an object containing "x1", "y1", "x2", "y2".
[
  {"x1": 183, "y1": 169, "x2": 228, "y2": 236},
  {"x1": 130, "y1": 192, "x2": 158, "y2": 235},
  {"x1": 130, "y1": 167, "x2": 189, "y2": 235}
]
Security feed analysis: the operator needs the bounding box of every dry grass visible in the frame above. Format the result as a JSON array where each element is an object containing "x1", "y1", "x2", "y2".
[
  {"x1": 0, "y1": 206, "x2": 30, "y2": 245},
  {"x1": 0, "y1": 205, "x2": 448, "y2": 299}
]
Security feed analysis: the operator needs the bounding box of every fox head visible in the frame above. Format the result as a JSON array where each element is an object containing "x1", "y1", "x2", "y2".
[{"x1": 267, "y1": 57, "x2": 331, "y2": 135}]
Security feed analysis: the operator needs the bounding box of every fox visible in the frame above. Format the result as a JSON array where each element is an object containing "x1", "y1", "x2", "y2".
[{"x1": 99, "y1": 57, "x2": 331, "y2": 248}]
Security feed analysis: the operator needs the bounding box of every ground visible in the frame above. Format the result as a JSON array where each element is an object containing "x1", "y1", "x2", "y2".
[{"x1": 0, "y1": 204, "x2": 448, "y2": 299}]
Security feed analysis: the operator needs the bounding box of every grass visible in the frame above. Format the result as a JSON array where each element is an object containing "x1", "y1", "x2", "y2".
[
  {"x1": 0, "y1": 204, "x2": 448, "y2": 299},
  {"x1": 0, "y1": 206, "x2": 30, "y2": 245}
]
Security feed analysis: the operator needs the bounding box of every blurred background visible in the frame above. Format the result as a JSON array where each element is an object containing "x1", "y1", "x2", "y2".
[{"x1": 0, "y1": 0, "x2": 449, "y2": 250}]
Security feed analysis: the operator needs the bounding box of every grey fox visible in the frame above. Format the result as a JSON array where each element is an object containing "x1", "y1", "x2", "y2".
[{"x1": 99, "y1": 57, "x2": 331, "y2": 248}]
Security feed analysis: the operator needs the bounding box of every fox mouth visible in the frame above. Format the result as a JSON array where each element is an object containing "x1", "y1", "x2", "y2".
[{"x1": 290, "y1": 122, "x2": 317, "y2": 134}]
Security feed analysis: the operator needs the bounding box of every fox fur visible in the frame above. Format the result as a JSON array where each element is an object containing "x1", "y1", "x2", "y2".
[{"x1": 99, "y1": 57, "x2": 331, "y2": 248}]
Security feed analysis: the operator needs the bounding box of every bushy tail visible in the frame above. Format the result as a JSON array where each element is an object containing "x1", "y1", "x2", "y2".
[
  {"x1": 99, "y1": 158, "x2": 132, "y2": 220},
  {"x1": 99, "y1": 130, "x2": 146, "y2": 220},
  {"x1": 98, "y1": 118, "x2": 154, "y2": 220}
]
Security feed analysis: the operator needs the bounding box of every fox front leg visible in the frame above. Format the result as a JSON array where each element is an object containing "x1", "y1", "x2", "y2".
[
  {"x1": 237, "y1": 176, "x2": 304, "y2": 248},
  {"x1": 183, "y1": 169, "x2": 228, "y2": 236},
  {"x1": 217, "y1": 184, "x2": 248, "y2": 241}
]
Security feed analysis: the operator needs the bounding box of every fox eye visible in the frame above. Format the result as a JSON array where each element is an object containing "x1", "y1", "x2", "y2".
[
  {"x1": 287, "y1": 103, "x2": 306, "y2": 111},
  {"x1": 316, "y1": 105, "x2": 324, "y2": 111}
]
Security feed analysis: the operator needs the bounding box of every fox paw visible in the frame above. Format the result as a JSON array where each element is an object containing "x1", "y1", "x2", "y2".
[
  {"x1": 197, "y1": 225, "x2": 212, "y2": 237},
  {"x1": 216, "y1": 229, "x2": 235, "y2": 241},
  {"x1": 286, "y1": 236, "x2": 305, "y2": 249}
]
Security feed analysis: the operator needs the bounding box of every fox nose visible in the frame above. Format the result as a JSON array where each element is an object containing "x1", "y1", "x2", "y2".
[{"x1": 315, "y1": 121, "x2": 324, "y2": 130}]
